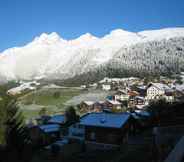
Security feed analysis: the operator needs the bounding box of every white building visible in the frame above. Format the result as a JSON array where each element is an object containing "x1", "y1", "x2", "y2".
[
  {"x1": 146, "y1": 83, "x2": 174, "y2": 102},
  {"x1": 102, "y1": 84, "x2": 111, "y2": 91}
]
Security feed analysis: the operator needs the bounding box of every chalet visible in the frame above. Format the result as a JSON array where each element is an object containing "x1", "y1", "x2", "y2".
[
  {"x1": 80, "y1": 101, "x2": 94, "y2": 112},
  {"x1": 79, "y1": 112, "x2": 132, "y2": 150},
  {"x1": 146, "y1": 83, "x2": 174, "y2": 102},
  {"x1": 105, "y1": 99, "x2": 122, "y2": 110},
  {"x1": 114, "y1": 89, "x2": 129, "y2": 101},
  {"x1": 128, "y1": 91, "x2": 140, "y2": 108},
  {"x1": 134, "y1": 96, "x2": 145, "y2": 105},
  {"x1": 68, "y1": 112, "x2": 132, "y2": 150},
  {"x1": 93, "y1": 101, "x2": 105, "y2": 112}
]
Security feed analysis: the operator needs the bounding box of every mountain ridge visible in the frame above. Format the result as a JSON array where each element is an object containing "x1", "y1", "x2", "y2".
[{"x1": 0, "y1": 27, "x2": 184, "y2": 83}]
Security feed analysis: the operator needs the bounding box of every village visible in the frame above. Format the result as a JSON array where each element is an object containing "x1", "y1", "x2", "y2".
[{"x1": 25, "y1": 76, "x2": 184, "y2": 162}]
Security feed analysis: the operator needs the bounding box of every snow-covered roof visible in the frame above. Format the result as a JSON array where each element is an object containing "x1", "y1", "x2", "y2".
[
  {"x1": 137, "y1": 85, "x2": 147, "y2": 90},
  {"x1": 80, "y1": 112, "x2": 130, "y2": 128},
  {"x1": 175, "y1": 84, "x2": 184, "y2": 92},
  {"x1": 95, "y1": 101, "x2": 105, "y2": 105},
  {"x1": 149, "y1": 83, "x2": 172, "y2": 92},
  {"x1": 106, "y1": 99, "x2": 121, "y2": 105},
  {"x1": 135, "y1": 96, "x2": 145, "y2": 100},
  {"x1": 83, "y1": 101, "x2": 95, "y2": 106}
]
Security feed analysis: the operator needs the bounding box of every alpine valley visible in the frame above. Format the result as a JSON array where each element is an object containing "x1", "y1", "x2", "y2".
[{"x1": 0, "y1": 28, "x2": 184, "y2": 84}]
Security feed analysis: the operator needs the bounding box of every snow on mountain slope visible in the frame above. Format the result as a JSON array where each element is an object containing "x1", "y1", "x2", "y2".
[
  {"x1": 0, "y1": 27, "x2": 184, "y2": 82},
  {"x1": 138, "y1": 28, "x2": 184, "y2": 41}
]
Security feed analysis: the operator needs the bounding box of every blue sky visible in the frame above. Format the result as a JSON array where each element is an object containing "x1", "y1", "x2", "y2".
[{"x1": 0, "y1": 0, "x2": 184, "y2": 52}]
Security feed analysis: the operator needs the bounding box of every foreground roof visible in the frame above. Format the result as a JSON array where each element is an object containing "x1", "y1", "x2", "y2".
[
  {"x1": 48, "y1": 115, "x2": 65, "y2": 124},
  {"x1": 80, "y1": 112, "x2": 130, "y2": 128},
  {"x1": 39, "y1": 124, "x2": 60, "y2": 133}
]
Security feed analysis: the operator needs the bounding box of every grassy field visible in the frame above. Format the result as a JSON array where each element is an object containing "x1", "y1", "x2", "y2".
[
  {"x1": 18, "y1": 87, "x2": 112, "y2": 120},
  {"x1": 18, "y1": 88, "x2": 83, "y2": 119}
]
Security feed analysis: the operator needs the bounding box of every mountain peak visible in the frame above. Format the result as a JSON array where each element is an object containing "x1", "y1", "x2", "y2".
[
  {"x1": 109, "y1": 29, "x2": 136, "y2": 36},
  {"x1": 75, "y1": 33, "x2": 98, "y2": 41},
  {"x1": 34, "y1": 32, "x2": 65, "y2": 43}
]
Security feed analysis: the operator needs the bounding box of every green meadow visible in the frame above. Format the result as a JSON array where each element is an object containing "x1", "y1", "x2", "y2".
[{"x1": 18, "y1": 88, "x2": 83, "y2": 119}]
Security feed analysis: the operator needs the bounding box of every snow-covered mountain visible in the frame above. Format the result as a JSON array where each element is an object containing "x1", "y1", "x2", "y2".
[{"x1": 0, "y1": 27, "x2": 184, "y2": 83}]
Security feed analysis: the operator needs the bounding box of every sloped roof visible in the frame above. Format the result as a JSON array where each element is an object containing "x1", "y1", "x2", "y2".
[
  {"x1": 128, "y1": 91, "x2": 139, "y2": 96},
  {"x1": 175, "y1": 84, "x2": 184, "y2": 92},
  {"x1": 135, "y1": 96, "x2": 145, "y2": 100},
  {"x1": 48, "y1": 115, "x2": 65, "y2": 124},
  {"x1": 39, "y1": 124, "x2": 60, "y2": 133},
  {"x1": 80, "y1": 112, "x2": 130, "y2": 128},
  {"x1": 106, "y1": 99, "x2": 121, "y2": 105},
  {"x1": 83, "y1": 101, "x2": 95, "y2": 106},
  {"x1": 116, "y1": 89, "x2": 127, "y2": 94},
  {"x1": 149, "y1": 83, "x2": 172, "y2": 92}
]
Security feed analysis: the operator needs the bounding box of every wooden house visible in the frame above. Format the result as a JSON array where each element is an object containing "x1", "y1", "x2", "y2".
[
  {"x1": 80, "y1": 101, "x2": 95, "y2": 113},
  {"x1": 134, "y1": 96, "x2": 145, "y2": 105},
  {"x1": 77, "y1": 112, "x2": 132, "y2": 150},
  {"x1": 93, "y1": 101, "x2": 105, "y2": 112},
  {"x1": 105, "y1": 99, "x2": 122, "y2": 110},
  {"x1": 114, "y1": 89, "x2": 129, "y2": 101}
]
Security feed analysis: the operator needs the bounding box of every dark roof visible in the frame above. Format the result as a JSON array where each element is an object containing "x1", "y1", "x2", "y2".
[
  {"x1": 48, "y1": 115, "x2": 65, "y2": 124},
  {"x1": 80, "y1": 112, "x2": 130, "y2": 128},
  {"x1": 39, "y1": 124, "x2": 60, "y2": 133}
]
